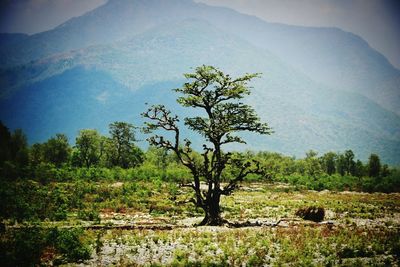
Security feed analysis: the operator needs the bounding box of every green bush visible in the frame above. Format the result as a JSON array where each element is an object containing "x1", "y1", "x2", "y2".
[
  {"x1": 48, "y1": 228, "x2": 92, "y2": 264},
  {"x1": 34, "y1": 162, "x2": 58, "y2": 184},
  {"x1": 77, "y1": 207, "x2": 100, "y2": 223},
  {"x1": 0, "y1": 226, "x2": 47, "y2": 267},
  {"x1": 0, "y1": 227, "x2": 92, "y2": 266}
]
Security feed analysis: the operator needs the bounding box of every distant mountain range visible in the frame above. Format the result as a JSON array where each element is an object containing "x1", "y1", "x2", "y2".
[{"x1": 0, "y1": 0, "x2": 399, "y2": 164}]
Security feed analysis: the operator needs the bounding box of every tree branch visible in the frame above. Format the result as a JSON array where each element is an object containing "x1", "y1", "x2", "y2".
[{"x1": 221, "y1": 159, "x2": 269, "y2": 195}]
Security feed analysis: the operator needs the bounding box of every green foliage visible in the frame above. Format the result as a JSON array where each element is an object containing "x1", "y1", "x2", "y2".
[
  {"x1": 9, "y1": 129, "x2": 29, "y2": 169},
  {"x1": 0, "y1": 123, "x2": 29, "y2": 180},
  {"x1": 254, "y1": 150, "x2": 398, "y2": 192},
  {"x1": 145, "y1": 146, "x2": 173, "y2": 170},
  {"x1": 33, "y1": 162, "x2": 58, "y2": 184},
  {"x1": 43, "y1": 134, "x2": 71, "y2": 167},
  {"x1": 48, "y1": 228, "x2": 92, "y2": 263},
  {"x1": 77, "y1": 207, "x2": 100, "y2": 223},
  {"x1": 75, "y1": 129, "x2": 104, "y2": 168},
  {"x1": 0, "y1": 227, "x2": 92, "y2": 266},
  {"x1": 1, "y1": 161, "x2": 19, "y2": 180},
  {"x1": 0, "y1": 226, "x2": 48, "y2": 267},
  {"x1": 354, "y1": 159, "x2": 365, "y2": 177},
  {"x1": 344, "y1": 150, "x2": 356, "y2": 176},
  {"x1": 105, "y1": 121, "x2": 144, "y2": 168},
  {"x1": 368, "y1": 153, "x2": 381, "y2": 178},
  {"x1": 303, "y1": 150, "x2": 322, "y2": 177},
  {"x1": 320, "y1": 151, "x2": 336, "y2": 175},
  {"x1": 28, "y1": 133, "x2": 72, "y2": 168},
  {"x1": 0, "y1": 179, "x2": 103, "y2": 222}
]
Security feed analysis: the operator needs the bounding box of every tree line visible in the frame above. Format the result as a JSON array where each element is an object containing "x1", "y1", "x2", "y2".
[
  {"x1": 0, "y1": 120, "x2": 394, "y2": 183},
  {"x1": 0, "y1": 121, "x2": 143, "y2": 179},
  {"x1": 264, "y1": 149, "x2": 389, "y2": 179}
]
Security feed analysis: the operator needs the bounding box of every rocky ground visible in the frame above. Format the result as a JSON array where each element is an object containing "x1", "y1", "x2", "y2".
[{"x1": 55, "y1": 183, "x2": 400, "y2": 266}]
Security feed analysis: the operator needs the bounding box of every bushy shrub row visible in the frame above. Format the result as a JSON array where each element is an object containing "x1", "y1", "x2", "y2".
[
  {"x1": 0, "y1": 178, "x2": 183, "y2": 222},
  {"x1": 275, "y1": 170, "x2": 400, "y2": 193}
]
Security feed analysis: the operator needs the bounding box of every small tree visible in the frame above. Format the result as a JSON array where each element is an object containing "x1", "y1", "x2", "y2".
[
  {"x1": 9, "y1": 129, "x2": 29, "y2": 168},
  {"x1": 320, "y1": 152, "x2": 337, "y2": 175},
  {"x1": 0, "y1": 124, "x2": 29, "y2": 179},
  {"x1": 344, "y1": 149, "x2": 356, "y2": 176},
  {"x1": 354, "y1": 159, "x2": 365, "y2": 178},
  {"x1": 381, "y1": 164, "x2": 390, "y2": 177},
  {"x1": 142, "y1": 65, "x2": 271, "y2": 225},
  {"x1": 75, "y1": 129, "x2": 104, "y2": 168},
  {"x1": 304, "y1": 150, "x2": 322, "y2": 178},
  {"x1": 368, "y1": 153, "x2": 381, "y2": 178},
  {"x1": 106, "y1": 122, "x2": 143, "y2": 168},
  {"x1": 336, "y1": 154, "x2": 346, "y2": 176},
  {"x1": 42, "y1": 134, "x2": 70, "y2": 167}
]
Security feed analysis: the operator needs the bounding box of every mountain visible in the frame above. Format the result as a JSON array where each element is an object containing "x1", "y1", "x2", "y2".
[
  {"x1": 0, "y1": 33, "x2": 29, "y2": 48},
  {"x1": 0, "y1": 0, "x2": 194, "y2": 68},
  {"x1": 0, "y1": 0, "x2": 399, "y2": 164},
  {"x1": 1, "y1": 0, "x2": 399, "y2": 116}
]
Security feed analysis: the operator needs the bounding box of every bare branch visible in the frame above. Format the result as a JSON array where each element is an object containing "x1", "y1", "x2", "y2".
[{"x1": 221, "y1": 159, "x2": 270, "y2": 195}]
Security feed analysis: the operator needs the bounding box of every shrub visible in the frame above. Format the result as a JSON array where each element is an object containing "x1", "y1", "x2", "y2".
[
  {"x1": 0, "y1": 227, "x2": 92, "y2": 266},
  {"x1": 77, "y1": 207, "x2": 100, "y2": 223},
  {"x1": 48, "y1": 228, "x2": 92, "y2": 264},
  {"x1": 295, "y1": 206, "x2": 325, "y2": 222},
  {"x1": 0, "y1": 227, "x2": 47, "y2": 267},
  {"x1": 33, "y1": 162, "x2": 58, "y2": 184}
]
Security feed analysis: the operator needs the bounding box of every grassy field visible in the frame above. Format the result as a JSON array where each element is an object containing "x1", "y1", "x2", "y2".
[{"x1": 2, "y1": 182, "x2": 400, "y2": 266}]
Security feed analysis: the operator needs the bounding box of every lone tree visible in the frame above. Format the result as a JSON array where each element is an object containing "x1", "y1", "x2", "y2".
[{"x1": 142, "y1": 65, "x2": 271, "y2": 225}]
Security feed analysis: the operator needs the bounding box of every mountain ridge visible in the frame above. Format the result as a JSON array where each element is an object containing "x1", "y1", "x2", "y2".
[
  {"x1": 1, "y1": 0, "x2": 398, "y2": 115},
  {"x1": 0, "y1": 19, "x2": 399, "y2": 164}
]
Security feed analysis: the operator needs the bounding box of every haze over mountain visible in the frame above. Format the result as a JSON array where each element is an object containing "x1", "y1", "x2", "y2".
[{"x1": 0, "y1": 0, "x2": 399, "y2": 164}]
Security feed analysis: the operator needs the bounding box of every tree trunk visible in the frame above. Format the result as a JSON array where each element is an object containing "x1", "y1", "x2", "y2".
[{"x1": 199, "y1": 193, "x2": 226, "y2": 226}]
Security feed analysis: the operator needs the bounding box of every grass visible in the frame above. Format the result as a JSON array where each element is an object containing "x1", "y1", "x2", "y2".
[
  {"x1": 2, "y1": 182, "x2": 400, "y2": 266},
  {"x1": 82, "y1": 224, "x2": 399, "y2": 266},
  {"x1": 221, "y1": 183, "x2": 400, "y2": 223}
]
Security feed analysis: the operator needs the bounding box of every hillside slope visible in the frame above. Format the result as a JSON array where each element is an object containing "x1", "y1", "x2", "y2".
[
  {"x1": 0, "y1": 19, "x2": 399, "y2": 163},
  {"x1": 0, "y1": 0, "x2": 398, "y2": 116}
]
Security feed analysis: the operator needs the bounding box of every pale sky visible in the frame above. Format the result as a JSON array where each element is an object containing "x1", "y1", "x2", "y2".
[
  {"x1": 1, "y1": 0, "x2": 399, "y2": 68},
  {"x1": 0, "y1": 0, "x2": 107, "y2": 34}
]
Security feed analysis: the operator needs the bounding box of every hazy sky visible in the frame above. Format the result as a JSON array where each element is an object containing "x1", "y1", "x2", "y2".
[
  {"x1": 1, "y1": 0, "x2": 399, "y2": 68},
  {"x1": 0, "y1": 0, "x2": 107, "y2": 34}
]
